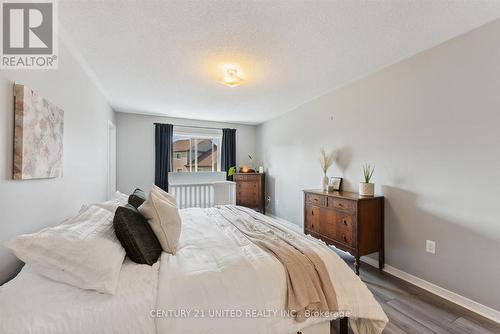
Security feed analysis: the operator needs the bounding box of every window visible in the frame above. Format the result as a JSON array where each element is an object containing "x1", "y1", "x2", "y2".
[{"x1": 172, "y1": 127, "x2": 222, "y2": 173}]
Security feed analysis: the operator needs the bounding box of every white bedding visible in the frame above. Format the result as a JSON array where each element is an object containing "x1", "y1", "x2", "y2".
[
  {"x1": 4, "y1": 205, "x2": 126, "y2": 294},
  {"x1": 0, "y1": 206, "x2": 387, "y2": 334},
  {"x1": 156, "y1": 207, "x2": 387, "y2": 334},
  {"x1": 0, "y1": 260, "x2": 159, "y2": 334}
]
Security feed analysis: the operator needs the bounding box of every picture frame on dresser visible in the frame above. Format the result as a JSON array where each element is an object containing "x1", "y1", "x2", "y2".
[
  {"x1": 303, "y1": 189, "x2": 384, "y2": 275},
  {"x1": 329, "y1": 177, "x2": 342, "y2": 191}
]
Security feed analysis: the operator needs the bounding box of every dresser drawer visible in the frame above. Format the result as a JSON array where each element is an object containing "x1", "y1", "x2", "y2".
[
  {"x1": 304, "y1": 205, "x2": 321, "y2": 233},
  {"x1": 305, "y1": 193, "x2": 326, "y2": 207},
  {"x1": 334, "y1": 212, "x2": 354, "y2": 246},
  {"x1": 237, "y1": 182, "x2": 258, "y2": 194},
  {"x1": 237, "y1": 191, "x2": 258, "y2": 200},
  {"x1": 327, "y1": 197, "x2": 356, "y2": 213},
  {"x1": 336, "y1": 228, "x2": 354, "y2": 247},
  {"x1": 336, "y1": 213, "x2": 354, "y2": 232},
  {"x1": 234, "y1": 174, "x2": 260, "y2": 182},
  {"x1": 237, "y1": 196, "x2": 258, "y2": 207}
]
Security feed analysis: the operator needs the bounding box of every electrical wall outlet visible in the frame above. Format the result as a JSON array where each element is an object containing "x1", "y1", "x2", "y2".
[{"x1": 426, "y1": 240, "x2": 436, "y2": 254}]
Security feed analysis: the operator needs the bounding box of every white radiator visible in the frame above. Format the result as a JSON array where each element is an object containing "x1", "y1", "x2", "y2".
[{"x1": 169, "y1": 181, "x2": 236, "y2": 209}]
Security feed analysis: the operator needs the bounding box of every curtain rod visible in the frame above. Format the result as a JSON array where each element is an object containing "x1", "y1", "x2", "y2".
[{"x1": 154, "y1": 123, "x2": 234, "y2": 131}]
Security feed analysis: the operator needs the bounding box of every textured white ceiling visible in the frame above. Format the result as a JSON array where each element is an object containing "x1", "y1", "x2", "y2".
[{"x1": 59, "y1": 0, "x2": 500, "y2": 124}]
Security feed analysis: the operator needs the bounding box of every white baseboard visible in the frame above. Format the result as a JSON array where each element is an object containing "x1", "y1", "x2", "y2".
[
  {"x1": 266, "y1": 213, "x2": 500, "y2": 324},
  {"x1": 360, "y1": 257, "x2": 500, "y2": 324}
]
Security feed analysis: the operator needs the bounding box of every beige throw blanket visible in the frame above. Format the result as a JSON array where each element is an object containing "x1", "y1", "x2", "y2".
[{"x1": 213, "y1": 205, "x2": 339, "y2": 322}]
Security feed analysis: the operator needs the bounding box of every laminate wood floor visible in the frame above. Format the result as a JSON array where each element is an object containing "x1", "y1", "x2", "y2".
[{"x1": 333, "y1": 249, "x2": 500, "y2": 334}]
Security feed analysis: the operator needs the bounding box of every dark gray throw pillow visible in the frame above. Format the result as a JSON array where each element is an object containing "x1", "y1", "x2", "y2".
[
  {"x1": 113, "y1": 204, "x2": 162, "y2": 265},
  {"x1": 128, "y1": 188, "x2": 147, "y2": 209}
]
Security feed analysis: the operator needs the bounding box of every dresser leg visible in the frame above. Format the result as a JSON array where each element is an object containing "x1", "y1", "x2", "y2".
[
  {"x1": 379, "y1": 197, "x2": 385, "y2": 271},
  {"x1": 330, "y1": 318, "x2": 348, "y2": 334},
  {"x1": 339, "y1": 318, "x2": 348, "y2": 334},
  {"x1": 354, "y1": 256, "x2": 360, "y2": 275},
  {"x1": 379, "y1": 250, "x2": 385, "y2": 270}
]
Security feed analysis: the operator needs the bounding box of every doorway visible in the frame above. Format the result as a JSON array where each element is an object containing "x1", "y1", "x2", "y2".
[{"x1": 107, "y1": 120, "x2": 116, "y2": 199}]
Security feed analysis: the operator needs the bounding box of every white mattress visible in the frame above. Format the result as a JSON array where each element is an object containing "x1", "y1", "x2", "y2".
[{"x1": 0, "y1": 259, "x2": 159, "y2": 334}]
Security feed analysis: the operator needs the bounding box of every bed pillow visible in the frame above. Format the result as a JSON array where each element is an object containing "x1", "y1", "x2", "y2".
[
  {"x1": 114, "y1": 191, "x2": 130, "y2": 205},
  {"x1": 91, "y1": 199, "x2": 121, "y2": 213},
  {"x1": 138, "y1": 187, "x2": 181, "y2": 254},
  {"x1": 113, "y1": 204, "x2": 162, "y2": 265},
  {"x1": 80, "y1": 191, "x2": 130, "y2": 214},
  {"x1": 4, "y1": 205, "x2": 125, "y2": 294},
  {"x1": 128, "y1": 188, "x2": 147, "y2": 209},
  {"x1": 150, "y1": 185, "x2": 176, "y2": 202}
]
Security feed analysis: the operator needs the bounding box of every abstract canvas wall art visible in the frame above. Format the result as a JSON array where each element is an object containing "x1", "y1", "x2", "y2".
[{"x1": 13, "y1": 84, "x2": 64, "y2": 180}]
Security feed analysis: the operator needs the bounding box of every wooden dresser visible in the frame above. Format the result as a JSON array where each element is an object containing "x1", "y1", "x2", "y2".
[
  {"x1": 234, "y1": 173, "x2": 265, "y2": 214},
  {"x1": 303, "y1": 190, "x2": 384, "y2": 275}
]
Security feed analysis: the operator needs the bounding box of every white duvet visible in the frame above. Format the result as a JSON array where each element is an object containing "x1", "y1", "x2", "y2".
[
  {"x1": 0, "y1": 207, "x2": 387, "y2": 334},
  {"x1": 0, "y1": 259, "x2": 159, "y2": 334}
]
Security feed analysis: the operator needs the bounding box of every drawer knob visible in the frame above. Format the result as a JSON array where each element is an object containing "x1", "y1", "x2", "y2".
[
  {"x1": 338, "y1": 203, "x2": 344, "y2": 207},
  {"x1": 343, "y1": 235, "x2": 347, "y2": 242},
  {"x1": 311, "y1": 224, "x2": 314, "y2": 229},
  {"x1": 311, "y1": 211, "x2": 314, "y2": 216},
  {"x1": 343, "y1": 220, "x2": 347, "y2": 225}
]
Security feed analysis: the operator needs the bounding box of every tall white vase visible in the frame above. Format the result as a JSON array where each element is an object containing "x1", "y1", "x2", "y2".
[{"x1": 322, "y1": 174, "x2": 329, "y2": 191}]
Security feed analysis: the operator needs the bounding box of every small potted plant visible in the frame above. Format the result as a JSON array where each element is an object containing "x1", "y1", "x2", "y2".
[
  {"x1": 227, "y1": 166, "x2": 236, "y2": 180},
  {"x1": 359, "y1": 164, "x2": 375, "y2": 196},
  {"x1": 319, "y1": 147, "x2": 335, "y2": 191}
]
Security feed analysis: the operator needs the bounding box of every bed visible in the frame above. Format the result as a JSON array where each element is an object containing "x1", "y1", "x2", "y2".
[{"x1": 0, "y1": 206, "x2": 387, "y2": 334}]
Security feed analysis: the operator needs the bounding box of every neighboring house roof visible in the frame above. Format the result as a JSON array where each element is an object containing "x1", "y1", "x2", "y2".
[
  {"x1": 173, "y1": 139, "x2": 190, "y2": 152},
  {"x1": 196, "y1": 146, "x2": 218, "y2": 167},
  {"x1": 173, "y1": 138, "x2": 214, "y2": 152},
  {"x1": 173, "y1": 138, "x2": 217, "y2": 168}
]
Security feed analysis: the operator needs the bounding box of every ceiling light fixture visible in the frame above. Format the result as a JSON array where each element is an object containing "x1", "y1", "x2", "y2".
[{"x1": 220, "y1": 64, "x2": 244, "y2": 87}]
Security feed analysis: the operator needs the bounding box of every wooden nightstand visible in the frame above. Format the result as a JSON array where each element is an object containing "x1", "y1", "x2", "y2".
[
  {"x1": 234, "y1": 173, "x2": 265, "y2": 214},
  {"x1": 303, "y1": 190, "x2": 384, "y2": 275}
]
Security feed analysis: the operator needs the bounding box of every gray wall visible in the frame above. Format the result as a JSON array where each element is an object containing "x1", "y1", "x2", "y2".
[
  {"x1": 115, "y1": 112, "x2": 257, "y2": 194},
  {"x1": 0, "y1": 43, "x2": 114, "y2": 283},
  {"x1": 256, "y1": 19, "x2": 500, "y2": 310}
]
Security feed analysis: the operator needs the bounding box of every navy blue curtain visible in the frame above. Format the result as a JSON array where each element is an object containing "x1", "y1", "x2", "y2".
[
  {"x1": 221, "y1": 128, "x2": 236, "y2": 181},
  {"x1": 154, "y1": 123, "x2": 173, "y2": 191}
]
